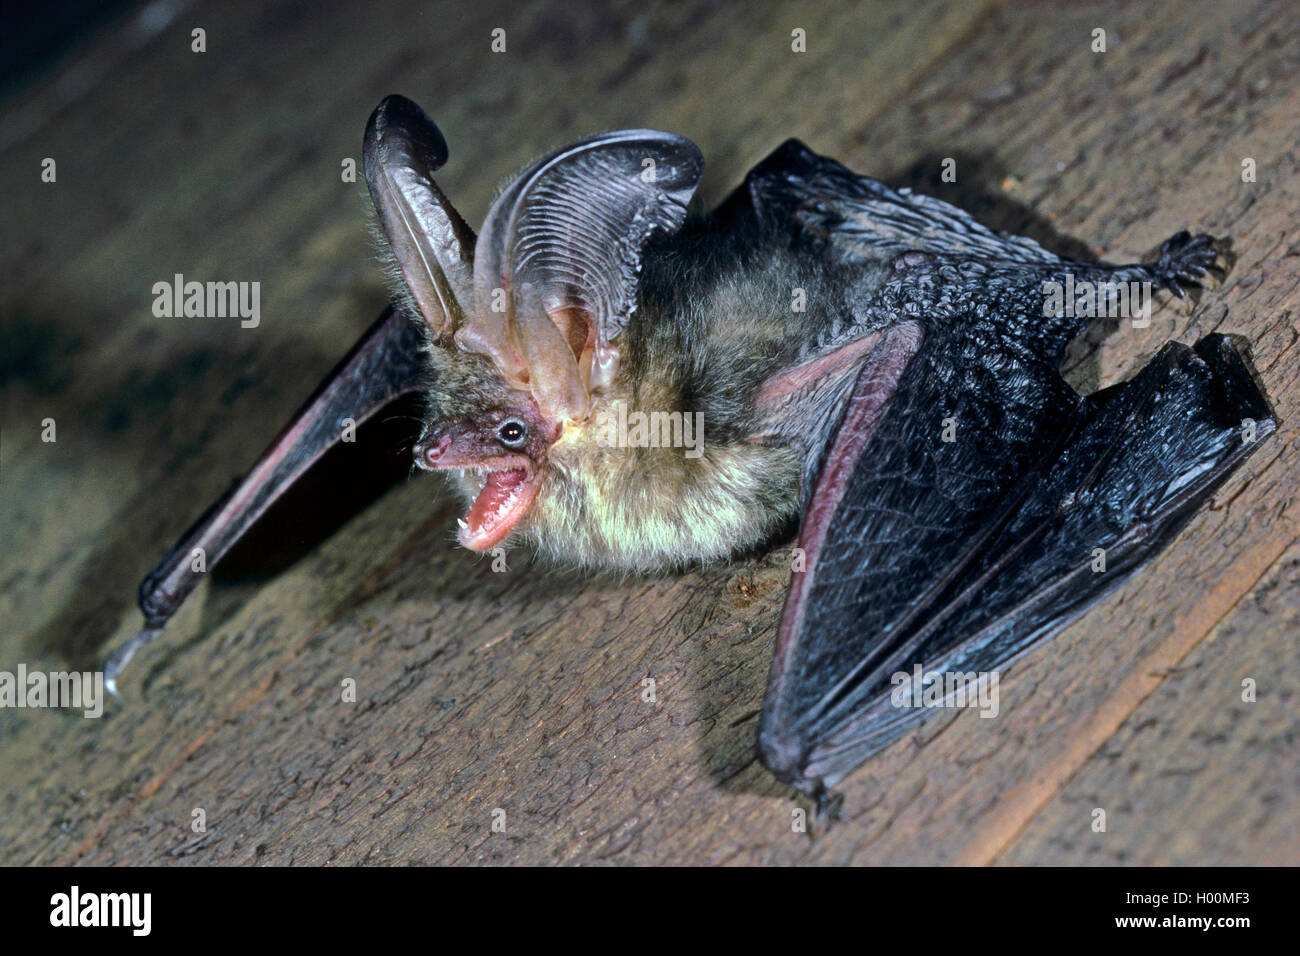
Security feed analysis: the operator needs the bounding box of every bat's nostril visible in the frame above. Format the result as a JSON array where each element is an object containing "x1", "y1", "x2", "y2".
[{"x1": 414, "y1": 434, "x2": 451, "y2": 469}]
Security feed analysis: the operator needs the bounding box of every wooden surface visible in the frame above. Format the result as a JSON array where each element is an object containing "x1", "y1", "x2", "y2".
[{"x1": 1, "y1": 0, "x2": 1297, "y2": 865}]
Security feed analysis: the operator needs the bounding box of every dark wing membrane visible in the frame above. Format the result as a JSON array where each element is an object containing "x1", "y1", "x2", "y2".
[
  {"x1": 106, "y1": 306, "x2": 428, "y2": 691},
  {"x1": 726, "y1": 139, "x2": 1063, "y2": 267},
  {"x1": 760, "y1": 333, "x2": 1273, "y2": 795},
  {"x1": 758, "y1": 294, "x2": 1083, "y2": 791}
]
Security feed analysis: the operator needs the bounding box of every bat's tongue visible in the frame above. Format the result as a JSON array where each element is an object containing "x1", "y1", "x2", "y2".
[{"x1": 460, "y1": 468, "x2": 537, "y2": 551}]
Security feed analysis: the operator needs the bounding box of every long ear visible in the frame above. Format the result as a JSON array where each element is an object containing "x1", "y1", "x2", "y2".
[
  {"x1": 458, "y1": 129, "x2": 703, "y2": 422},
  {"x1": 364, "y1": 95, "x2": 476, "y2": 340}
]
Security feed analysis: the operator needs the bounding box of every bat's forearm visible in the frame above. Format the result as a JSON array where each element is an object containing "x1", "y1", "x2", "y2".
[{"x1": 110, "y1": 307, "x2": 428, "y2": 691}]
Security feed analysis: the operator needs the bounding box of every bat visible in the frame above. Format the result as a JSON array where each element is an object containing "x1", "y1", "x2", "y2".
[{"x1": 108, "y1": 95, "x2": 1275, "y2": 809}]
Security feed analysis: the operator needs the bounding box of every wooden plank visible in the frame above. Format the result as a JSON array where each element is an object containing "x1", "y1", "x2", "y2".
[
  {"x1": 0, "y1": 0, "x2": 1294, "y2": 865},
  {"x1": 1000, "y1": 539, "x2": 1300, "y2": 865}
]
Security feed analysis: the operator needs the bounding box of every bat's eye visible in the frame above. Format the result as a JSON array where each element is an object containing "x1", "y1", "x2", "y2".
[{"x1": 497, "y1": 419, "x2": 528, "y2": 448}]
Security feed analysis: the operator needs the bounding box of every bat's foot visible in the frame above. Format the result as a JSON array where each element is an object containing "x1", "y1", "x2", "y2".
[
  {"x1": 103, "y1": 626, "x2": 164, "y2": 697},
  {"x1": 816, "y1": 788, "x2": 844, "y2": 822},
  {"x1": 1148, "y1": 231, "x2": 1229, "y2": 299}
]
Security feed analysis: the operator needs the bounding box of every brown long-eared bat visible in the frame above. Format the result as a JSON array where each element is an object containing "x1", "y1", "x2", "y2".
[{"x1": 108, "y1": 94, "x2": 1275, "y2": 808}]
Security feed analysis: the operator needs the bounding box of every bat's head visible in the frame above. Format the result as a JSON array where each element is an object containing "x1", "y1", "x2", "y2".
[
  {"x1": 363, "y1": 94, "x2": 702, "y2": 550},
  {"x1": 411, "y1": 347, "x2": 561, "y2": 550}
]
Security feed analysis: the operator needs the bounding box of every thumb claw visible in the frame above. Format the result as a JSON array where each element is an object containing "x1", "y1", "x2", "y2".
[{"x1": 103, "y1": 626, "x2": 165, "y2": 698}]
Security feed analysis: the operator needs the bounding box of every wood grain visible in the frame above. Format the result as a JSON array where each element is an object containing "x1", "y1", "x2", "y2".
[{"x1": 0, "y1": 0, "x2": 1295, "y2": 865}]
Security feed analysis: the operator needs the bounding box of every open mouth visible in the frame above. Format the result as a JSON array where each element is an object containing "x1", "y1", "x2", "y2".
[{"x1": 458, "y1": 465, "x2": 541, "y2": 551}]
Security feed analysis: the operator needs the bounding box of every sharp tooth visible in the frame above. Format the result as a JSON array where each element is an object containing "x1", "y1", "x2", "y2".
[{"x1": 457, "y1": 518, "x2": 468, "y2": 529}]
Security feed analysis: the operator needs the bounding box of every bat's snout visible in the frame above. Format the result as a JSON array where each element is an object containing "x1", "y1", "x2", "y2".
[{"x1": 413, "y1": 434, "x2": 451, "y2": 470}]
